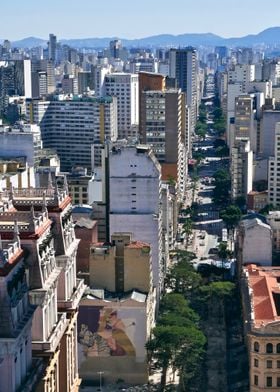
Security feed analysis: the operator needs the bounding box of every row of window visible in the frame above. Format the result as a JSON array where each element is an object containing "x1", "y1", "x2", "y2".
[
  {"x1": 254, "y1": 375, "x2": 280, "y2": 387},
  {"x1": 254, "y1": 342, "x2": 280, "y2": 353},
  {"x1": 254, "y1": 358, "x2": 280, "y2": 368}
]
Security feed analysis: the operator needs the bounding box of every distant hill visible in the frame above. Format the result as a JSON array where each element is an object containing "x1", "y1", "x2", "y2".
[
  {"x1": 12, "y1": 37, "x2": 47, "y2": 48},
  {"x1": 8, "y1": 27, "x2": 280, "y2": 49}
]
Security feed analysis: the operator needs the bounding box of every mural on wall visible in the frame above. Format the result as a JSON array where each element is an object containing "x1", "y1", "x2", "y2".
[{"x1": 78, "y1": 306, "x2": 136, "y2": 357}]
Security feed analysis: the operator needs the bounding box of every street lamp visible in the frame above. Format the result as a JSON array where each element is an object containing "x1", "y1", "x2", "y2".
[{"x1": 97, "y1": 371, "x2": 104, "y2": 391}]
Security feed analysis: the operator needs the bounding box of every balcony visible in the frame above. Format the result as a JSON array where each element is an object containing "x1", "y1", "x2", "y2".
[
  {"x1": 58, "y1": 278, "x2": 86, "y2": 311},
  {"x1": 32, "y1": 312, "x2": 69, "y2": 353}
]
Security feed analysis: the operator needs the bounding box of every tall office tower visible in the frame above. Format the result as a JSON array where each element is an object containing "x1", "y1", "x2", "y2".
[
  {"x1": 138, "y1": 71, "x2": 166, "y2": 142},
  {"x1": 141, "y1": 88, "x2": 187, "y2": 200},
  {"x1": 231, "y1": 140, "x2": 253, "y2": 200},
  {"x1": 109, "y1": 39, "x2": 122, "y2": 58},
  {"x1": 48, "y1": 33, "x2": 57, "y2": 62},
  {"x1": 104, "y1": 73, "x2": 139, "y2": 139},
  {"x1": 109, "y1": 145, "x2": 164, "y2": 295},
  {"x1": 26, "y1": 96, "x2": 118, "y2": 171},
  {"x1": 268, "y1": 123, "x2": 280, "y2": 206},
  {"x1": 169, "y1": 47, "x2": 198, "y2": 134}
]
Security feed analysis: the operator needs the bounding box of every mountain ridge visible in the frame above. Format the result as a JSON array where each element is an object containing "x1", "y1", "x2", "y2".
[{"x1": 4, "y1": 27, "x2": 280, "y2": 49}]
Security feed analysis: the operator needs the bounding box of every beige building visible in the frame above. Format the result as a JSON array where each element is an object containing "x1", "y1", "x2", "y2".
[
  {"x1": 241, "y1": 264, "x2": 280, "y2": 391},
  {"x1": 90, "y1": 233, "x2": 152, "y2": 293},
  {"x1": 78, "y1": 233, "x2": 155, "y2": 386}
]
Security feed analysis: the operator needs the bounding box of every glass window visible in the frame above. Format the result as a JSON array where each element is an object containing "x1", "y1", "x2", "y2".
[
  {"x1": 266, "y1": 343, "x2": 273, "y2": 354},
  {"x1": 254, "y1": 358, "x2": 258, "y2": 367},
  {"x1": 277, "y1": 343, "x2": 280, "y2": 353},
  {"x1": 277, "y1": 377, "x2": 280, "y2": 387},
  {"x1": 254, "y1": 342, "x2": 259, "y2": 352},
  {"x1": 267, "y1": 377, "x2": 272, "y2": 387},
  {"x1": 267, "y1": 360, "x2": 273, "y2": 369},
  {"x1": 254, "y1": 375, "x2": 258, "y2": 386},
  {"x1": 277, "y1": 360, "x2": 280, "y2": 368}
]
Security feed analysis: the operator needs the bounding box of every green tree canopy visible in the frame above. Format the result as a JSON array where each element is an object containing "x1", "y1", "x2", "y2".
[{"x1": 220, "y1": 205, "x2": 242, "y2": 229}]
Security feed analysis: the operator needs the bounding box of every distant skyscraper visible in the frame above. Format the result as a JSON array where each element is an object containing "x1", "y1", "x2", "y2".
[
  {"x1": 169, "y1": 47, "x2": 198, "y2": 134},
  {"x1": 48, "y1": 33, "x2": 57, "y2": 62},
  {"x1": 109, "y1": 39, "x2": 122, "y2": 58},
  {"x1": 104, "y1": 73, "x2": 139, "y2": 139}
]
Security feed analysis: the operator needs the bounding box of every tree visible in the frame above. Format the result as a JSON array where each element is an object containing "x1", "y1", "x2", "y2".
[
  {"x1": 212, "y1": 169, "x2": 231, "y2": 206},
  {"x1": 215, "y1": 145, "x2": 229, "y2": 159},
  {"x1": 182, "y1": 218, "x2": 193, "y2": 244},
  {"x1": 165, "y1": 258, "x2": 202, "y2": 298},
  {"x1": 220, "y1": 205, "x2": 242, "y2": 229},
  {"x1": 146, "y1": 292, "x2": 206, "y2": 391}
]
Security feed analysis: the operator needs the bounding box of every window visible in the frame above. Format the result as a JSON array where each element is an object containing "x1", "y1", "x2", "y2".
[
  {"x1": 254, "y1": 375, "x2": 258, "y2": 386},
  {"x1": 267, "y1": 360, "x2": 273, "y2": 369},
  {"x1": 254, "y1": 358, "x2": 259, "y2": 367},
  {"x1": 277, "y1": 343, "x2": 280, "y2": 353},
  {"x1": 267, "y1": 377, "x2": 272, "y2": 387},
  {"x1": 267, "y1": 343, "x2": 273, "y2": 353},
  {"x1": 277, "y1": 360, "x2": 280, "y2": 368},
  {"x1": 254, "y1": 342, "x2": 259, "y2": 352}
]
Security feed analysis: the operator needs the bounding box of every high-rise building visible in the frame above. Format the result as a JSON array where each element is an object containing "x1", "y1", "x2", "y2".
[
  {"x1": 268, "y1": 123, "x2": 280, "y2": 207},
  {"x1": 140, "y1": 88, "x2": 188, "y2": 199},
  {"x1": 138, "y1": 71, "x2": 165, "y2": 143},
  {"x1": 231, "y1": 139, "x2": 253, "y2": 200},
  {"x1": 109, "y1": 145, "x2": 164, "y2": 294},
  {"x1": 104, "y1": 73, "x2": 139, "y2": 139},
  {"x1": 0, "y1": 60, "x2": 32, "y2": 100},
  {"x1": 109, "y1": 39, "x2": 122, "y2": 58},
  {"x1": 169, "y1": 47, "x2": 198, "y2": 134},
  {"x1": 26, "y1": 96, "x2": 118, "y2": 171},
  {"x1": 48, "y1": 33, "x2": 57, "y2": 62}
]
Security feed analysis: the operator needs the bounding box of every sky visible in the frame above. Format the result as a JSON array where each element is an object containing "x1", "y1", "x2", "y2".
[{"x1": 2, "y1": 0, "x2": 280, "y2": 40}]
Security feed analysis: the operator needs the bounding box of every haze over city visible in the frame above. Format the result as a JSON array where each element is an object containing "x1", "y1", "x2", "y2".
[{"x1": 2, "y1": 0, "x2": 280, "y2": 39}]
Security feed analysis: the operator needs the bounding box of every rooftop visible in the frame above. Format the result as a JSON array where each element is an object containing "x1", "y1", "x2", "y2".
[{"x1": 244, "y1": 264, "x2": 280, "y2": 328}]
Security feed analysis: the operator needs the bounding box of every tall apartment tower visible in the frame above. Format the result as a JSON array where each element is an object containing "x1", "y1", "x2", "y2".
[
  {"x1": 138, "y1": 71, "x2": 166, "y2": 142},
  {"x1": 169, "y1": 47, "x2": 198, "y2": 134},
  {"x1": 48, "y1": 33, "x2": 57, "y2": 62},
  {"x1": 26, "y1": 96, "x2": 118, "y2": 171},
  {"x1": 104, "y1": 73, "x2": 139, "y2": 139},
  {"x1": 268, "y1": 123, "x2": 280, "y2": 206},
  {"x1": 231, "y1": 139, "x2": 253, "y2": 200},
  {"x1": 141, "y1": 88, "x2": 187, "y2": 200},
  {"x1": 109, "y1": 145, "x2": 164, "y2": 295}
]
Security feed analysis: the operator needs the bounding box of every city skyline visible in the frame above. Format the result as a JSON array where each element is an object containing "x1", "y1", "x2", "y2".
[{"x1": 2, "y1": 0, "x2": 280, "y2": 40}]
